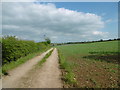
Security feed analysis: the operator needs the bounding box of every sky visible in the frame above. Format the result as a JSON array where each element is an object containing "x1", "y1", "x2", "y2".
[{"x1": 2, "y1": 2, "x2": 118, "y2": 43}]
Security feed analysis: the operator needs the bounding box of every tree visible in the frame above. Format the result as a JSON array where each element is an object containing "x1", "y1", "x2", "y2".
[
  {"x1": 44, "y1": 35, "x2": 51, "y2": 44},
  {"x1": 100, "y1": 39, "x2": 103, "y2": 42}
]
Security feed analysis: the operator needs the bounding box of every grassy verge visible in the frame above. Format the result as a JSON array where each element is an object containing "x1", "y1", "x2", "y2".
[
  {"x1": 2, "y1": 47, "x2": 50, "y2": 75},
  {"x1": 0, "y1": 69, "x2": 1, "y2": 79},
  {"x1": 37, "y1": 49, "x2": 53, "y2": 67},
  {"x1": 58, "y1": 49, "x2": 77, "y2": 88}
]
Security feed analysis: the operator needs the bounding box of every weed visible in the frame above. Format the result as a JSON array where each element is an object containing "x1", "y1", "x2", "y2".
[
  {"x1": 89, "y1": 78, "x2": 97, "y2": 85},
  {"x1": 109, "y1": 69, "x2": 116, "y2": 73}
]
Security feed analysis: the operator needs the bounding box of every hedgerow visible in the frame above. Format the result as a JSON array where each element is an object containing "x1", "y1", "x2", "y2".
[{"x1": 2, "y1": 36, "x2": 49, "y2": 65}]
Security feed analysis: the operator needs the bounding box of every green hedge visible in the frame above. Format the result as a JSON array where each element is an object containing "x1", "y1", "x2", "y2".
[{"x1": 2, "y1": 36, "x2": 49, "y2": 65}]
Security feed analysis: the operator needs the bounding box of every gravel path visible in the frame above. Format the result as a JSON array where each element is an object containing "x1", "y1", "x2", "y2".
[
  {"x1": 18, "y1": 48, "x2": 62, "y2": 88},
  {"x1": 2, "y1": 48, "x2": 62, "y2": 88}
]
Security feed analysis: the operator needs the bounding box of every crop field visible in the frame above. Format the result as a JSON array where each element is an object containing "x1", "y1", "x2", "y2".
[{"x1": 57, "y1": 41, "x2": 119, "y2": 88}]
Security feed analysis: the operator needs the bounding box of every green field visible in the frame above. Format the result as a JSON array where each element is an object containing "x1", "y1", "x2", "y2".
[{"x1": 57, "y1": 41, "x2": 119, "y2": 88}]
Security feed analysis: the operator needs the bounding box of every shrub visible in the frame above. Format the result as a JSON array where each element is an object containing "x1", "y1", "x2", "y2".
[{"x1": 2, "y1": 36, "x2": 49, "y2": 65}]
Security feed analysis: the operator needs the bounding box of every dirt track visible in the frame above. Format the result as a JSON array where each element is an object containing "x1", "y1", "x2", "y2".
[{"x1": 2, "y1": 48, "x2": 62, "y2": 88}]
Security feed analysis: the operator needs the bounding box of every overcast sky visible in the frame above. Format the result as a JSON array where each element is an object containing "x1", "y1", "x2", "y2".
[{"x1": 2, "y1": 2, "x2": 118, "y2": 43}]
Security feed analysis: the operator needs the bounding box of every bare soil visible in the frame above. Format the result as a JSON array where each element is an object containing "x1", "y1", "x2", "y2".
[
  {"x1": 2, "y1": 48, "x2": 62, "y2": 88},
  {"x1": 67, "y1": 55, "x2": 119, "y2": 88}
]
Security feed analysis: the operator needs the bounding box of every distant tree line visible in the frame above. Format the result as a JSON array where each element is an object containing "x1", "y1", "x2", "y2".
[{"x1": 53, "y1": 38, "x2": 120, "y2": 46}]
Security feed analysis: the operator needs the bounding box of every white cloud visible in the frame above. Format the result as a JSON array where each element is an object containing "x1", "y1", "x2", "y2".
[
  {"x1": 93, "y1": 31, "x2": 109, "y2": 37},
  {"x1": 105, "y1": 19, "x2": 112, "y2": 23},
  {"x1": 2, "y1": 0, "x2": 35, "y2": 2},
  {"x1": 2, "y1": 2, "x2": 109, "y2": 42},
  {"x1": 2, "y1": 0, "x2": 119, "y2": 2}
]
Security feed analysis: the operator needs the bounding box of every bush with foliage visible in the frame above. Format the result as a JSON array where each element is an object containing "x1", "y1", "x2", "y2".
[{"x1": 2, "y1": 36, "x2": 49, "y2": 65}]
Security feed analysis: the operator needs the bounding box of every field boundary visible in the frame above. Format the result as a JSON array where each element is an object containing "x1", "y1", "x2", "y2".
[
  {"x1": 57, "y1": 49, "x2": 77, "y2": 88},
  {"x1": 2, "y1": 47, "x2": 51, "y2": 75}
]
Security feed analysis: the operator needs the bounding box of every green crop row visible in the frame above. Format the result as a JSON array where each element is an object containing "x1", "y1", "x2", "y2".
[{"x1": 2, "y1": 36, "x2": 50, "y2": 65}]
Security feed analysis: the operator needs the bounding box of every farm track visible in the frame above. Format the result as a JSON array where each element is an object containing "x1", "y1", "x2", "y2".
[{"x1": 2, "y1": 48, "x2": 62, "y2": 88}]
